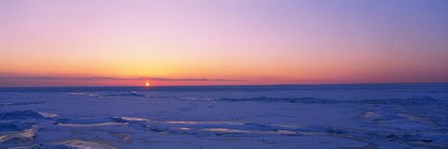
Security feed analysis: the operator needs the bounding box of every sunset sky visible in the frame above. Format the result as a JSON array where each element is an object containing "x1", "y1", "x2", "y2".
[{"x1": 1, "y1": 0, "x2": 447, "y2": 86}]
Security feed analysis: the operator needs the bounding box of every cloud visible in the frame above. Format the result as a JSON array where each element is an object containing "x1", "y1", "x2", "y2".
[{"x1": 0, "y1": 73, "x2": 243, "y2": 82}]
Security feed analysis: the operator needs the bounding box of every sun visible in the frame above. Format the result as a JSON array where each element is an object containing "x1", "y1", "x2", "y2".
[{"x1": 145, "y1": 81, "x2": 150, "y2": 87}]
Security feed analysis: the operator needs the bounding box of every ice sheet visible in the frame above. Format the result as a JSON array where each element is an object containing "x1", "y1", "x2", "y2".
[{"x1": 0, "y1": 84, "x2": 447, "y2": 148}]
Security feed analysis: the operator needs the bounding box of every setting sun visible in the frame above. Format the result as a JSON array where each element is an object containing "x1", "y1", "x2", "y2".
[{"x1": 145, "y1": 81, "x2": 150, "y2": 87}]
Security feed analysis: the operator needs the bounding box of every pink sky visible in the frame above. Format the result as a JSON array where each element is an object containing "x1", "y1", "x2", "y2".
[{"x1": 1, "y1": 0, "x2": 447, "y2": 86}]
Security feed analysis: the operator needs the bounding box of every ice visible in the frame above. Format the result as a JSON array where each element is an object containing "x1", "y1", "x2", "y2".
[
  {"x1": 56, "y1": 122, "x2": 129, "y2": 127},
  {"x1": 0, "y1": 102, "x2": 46, "y2": 106},
  {"x1": 38, "y1": 112, "x2": 58, "y2": 118},
  {"x1": 200, "y1": 128, "x2": 252, "y2": 134},
  {"x1": 68, "y1": 92, "x2": 99, "y2": 97},
  {"x1": 0, "y1": 121, "x2": 34, "y2": 132},
  {"x1": 104, "y1": 91, "x2": 147, "y2": 97},
  {"x1": 112, "y1": 116, "x2": 150, "y2": 122},
  {"x1": 0, "y1": 84, "x2": 447, "y2": 148},
  {"x1": 220, "y1": 95, "x2": 441, "y2": 105},
  {"x1": 49, "y1": 139, "x2": 118, "y2": 149},
  {"x1": 0, "y1": 125, "x2": 38, "y2": 144},
  {"x1": 200, "y1": 128, "x2": 298, "y2": 135},
  {"x1": 163, "y1": 121, "x2": 244, "y2": 125},
  {"x1": 0, "y1": 110, "x2": 44, "y2": 120}
]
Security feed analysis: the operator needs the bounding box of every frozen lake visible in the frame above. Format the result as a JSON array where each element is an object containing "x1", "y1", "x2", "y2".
[{"x1": 1, "y1": 84, "x2": 447, "y2": 148}]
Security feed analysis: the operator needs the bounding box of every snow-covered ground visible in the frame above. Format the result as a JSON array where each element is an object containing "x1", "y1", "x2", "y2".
[{"x1": 0, "y1": 84, "x2": 447, "y2": 148}]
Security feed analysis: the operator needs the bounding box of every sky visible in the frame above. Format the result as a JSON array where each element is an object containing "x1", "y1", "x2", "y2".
[{"x1": 1, "y1": 0, "x2": 447, "y2": 87}]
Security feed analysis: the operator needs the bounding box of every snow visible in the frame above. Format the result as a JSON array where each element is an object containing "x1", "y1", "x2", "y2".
[
  {"x1": 0, "y1": 84, "x2": 447, "y2": 148},
  {"x1": 112, "y1": 116, "x2": 150, "y2": 123},
  {"x1": 50, "y1": 139, "x2": 118, "y2": 149},
  {"x1": 56, "y1": 122, "x2": 129, "y2": 127}
]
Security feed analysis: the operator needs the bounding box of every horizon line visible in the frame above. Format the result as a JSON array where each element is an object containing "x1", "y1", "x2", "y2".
[{"x1": 1, "y1": 82, "x2": 447, "y2": 88}]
